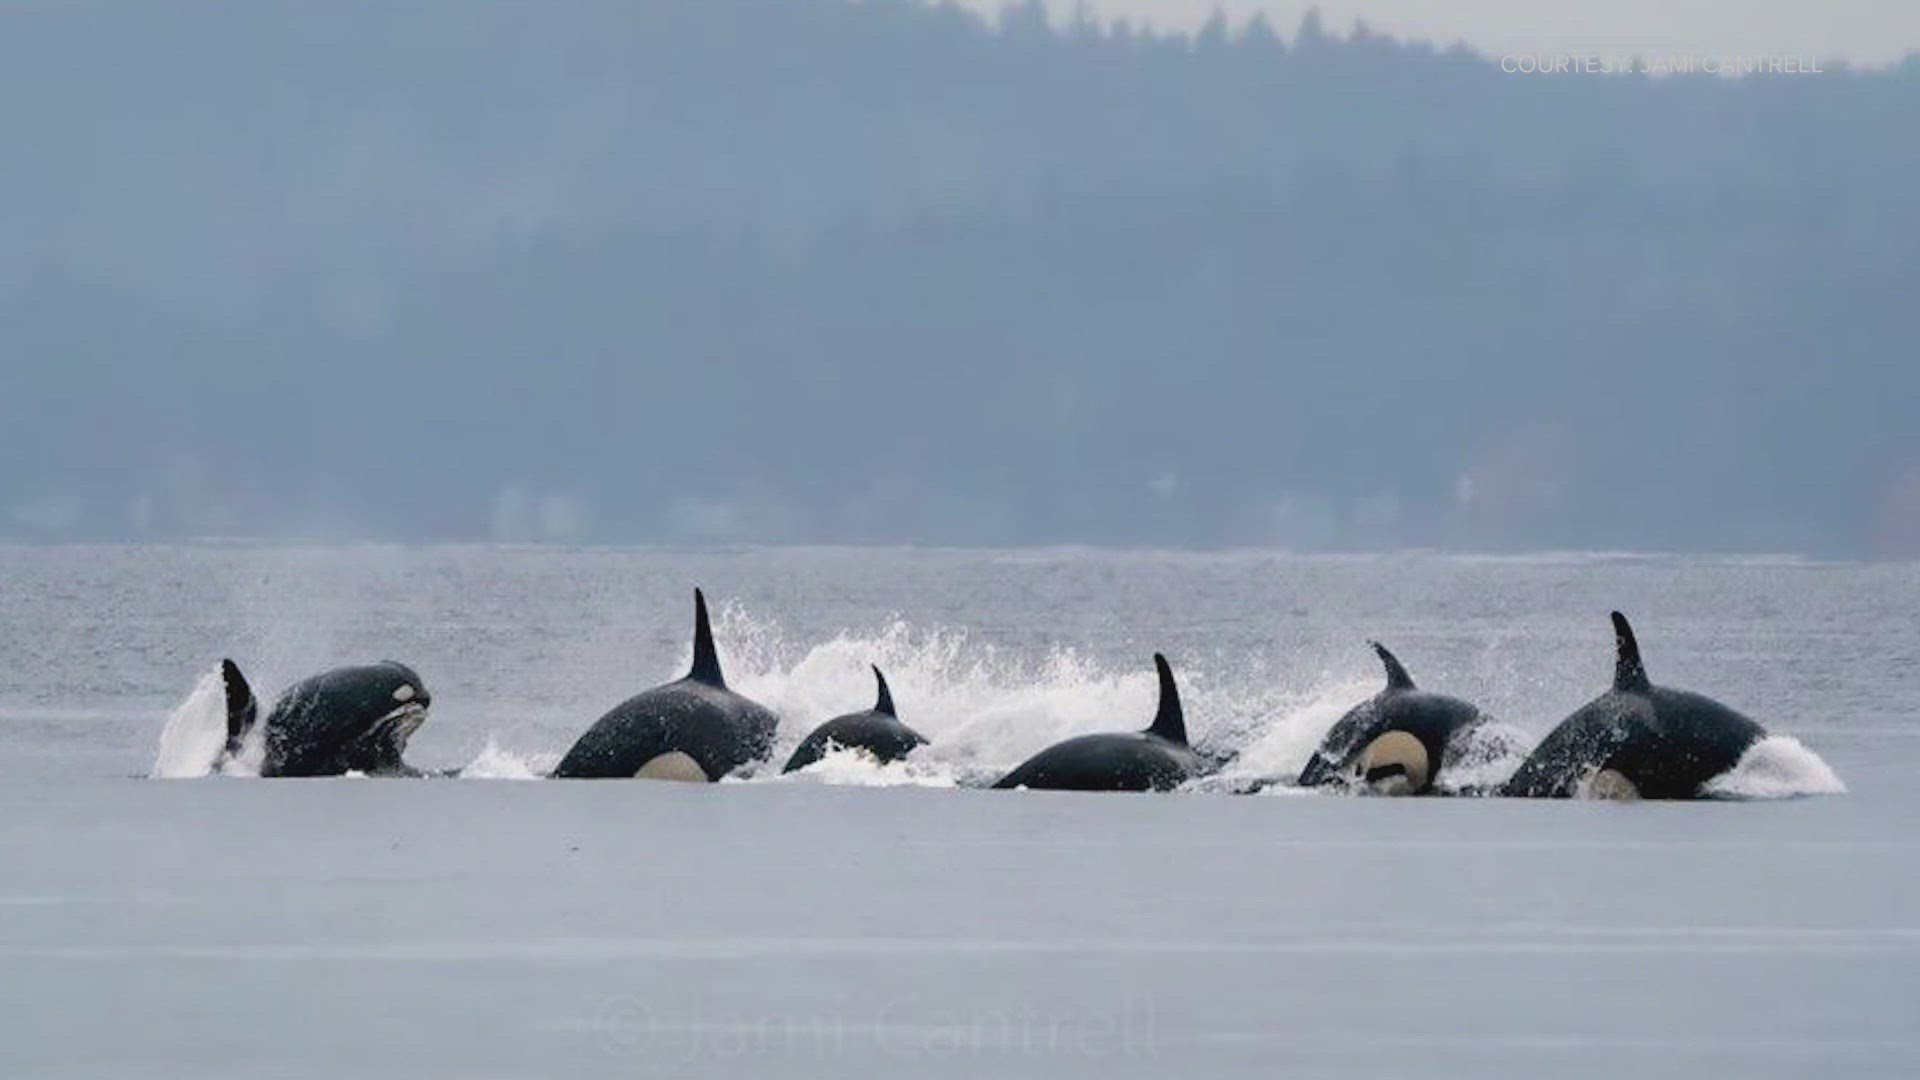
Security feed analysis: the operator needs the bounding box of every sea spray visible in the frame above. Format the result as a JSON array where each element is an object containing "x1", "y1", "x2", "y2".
[
  {"x1": 150, "y1": 665, "x2": 228, "y2": 779},
  {"x1": 691, "y1": 602, "x2": 1375, "y2": 788},
  {"x1": 459, "y1": 738, "x2": 551, "y2": 779},
  {"x1": 1705, "y1": 735, "x2": 1847, "y2": 799},
  {"x1": 773, "y1": 747, "x2": 959, "y2": 788}
]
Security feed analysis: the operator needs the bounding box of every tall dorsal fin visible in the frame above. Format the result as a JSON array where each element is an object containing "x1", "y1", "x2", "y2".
[
  {"x1": 871, "y1": 665, "x2": 896, "y2": 717},
  {"x1": 687, "y1": 588, "x2": 725, "y2": 687},
  {"x1": 1371, "y1": 641, "x2": 1416, "y2": 691},
  {"x1": 1611, "y1": 610, "x2": 1650, "y2": 692},
  {"x1": 1146, "y1": 653, "x2": 1188, "y2": 745},
  {"x1": 220, "y1": 658, "x2": 258, "y2": 754}
]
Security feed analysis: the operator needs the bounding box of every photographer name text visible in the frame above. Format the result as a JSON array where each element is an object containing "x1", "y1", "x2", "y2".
[{"x1": 1501, "y1": 54, "x2": 1826, "y2": 76}]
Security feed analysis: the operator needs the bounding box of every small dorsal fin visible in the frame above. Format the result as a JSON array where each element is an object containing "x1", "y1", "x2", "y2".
[
  {"x1": 871, "y1": 665, "x2": 896, "y2": 716},
  {"x1": 1146, "y1": 653, "x2": 1188, "y2": 745},
  {"x1": 1371, "y1": 641, "x2": 1416, "y2": 691},
  {"x1": 1611, "y1": 610, "x2": 1650, "y2": 692},
  {"x1": 687, "y1": 588, "x2": 725, "y2": 687},
  {"x1": 220, "y1": 658, "x2": 258, "y2": 754}
]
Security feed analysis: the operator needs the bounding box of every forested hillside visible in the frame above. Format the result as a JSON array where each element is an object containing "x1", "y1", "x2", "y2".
[{"x1": 3, "y1": 1, "x2": 1916, "y2": 552}]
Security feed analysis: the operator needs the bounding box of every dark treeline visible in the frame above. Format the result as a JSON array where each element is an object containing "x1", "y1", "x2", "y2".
[{"x1": 2, "y1": 1, "x2": 1917, "y2": 553}]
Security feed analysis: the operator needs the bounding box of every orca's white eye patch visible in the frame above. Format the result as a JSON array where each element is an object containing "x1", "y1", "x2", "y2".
[
  {"x1": 1582, "y1": 768, "x2": 1640, "y2": 802},
  {"x1": 392, "y1": 684, "x2": 416, "y2": 702},
  {"x1": 636, "y1": 751, "x2": 709, "y2": 782},
  {"x1": 1355, "y1": 730, "x2": 1430, "y2": 795}
]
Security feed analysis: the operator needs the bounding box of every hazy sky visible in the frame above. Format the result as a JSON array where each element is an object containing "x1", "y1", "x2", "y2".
[{"x1": 980, "y1": 0, "x2": 1920, "y2": 64}]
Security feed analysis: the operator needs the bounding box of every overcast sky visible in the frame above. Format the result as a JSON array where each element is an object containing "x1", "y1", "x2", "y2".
[{"x1": 975, "y1": 0, "x2": 1920, "y2": 64}]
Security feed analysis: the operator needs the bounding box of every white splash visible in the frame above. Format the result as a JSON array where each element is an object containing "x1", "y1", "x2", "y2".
[
  {"x1": 690, "y1": 603, "x2": 1384, "y2": 791},
  {"x1": 1435, "y1": 719, "x2": 1532, "y2": 796},
  {"x1": 1704, "y1": 735, "x2": 1847, "y2": 799},
  {"x1": 1193, "y1": 679, "x2": 1372, "y2": 794},
  {"x1": 458, "y1": 739, "x2": 550, "y2": 779},
  {"x1": 626, "y1": 601, "x2": 1471, "y2": 792},
  {"x1": 775, "y1": 747, "x2": 957, "y2": 788},
  {"x1": 150, "y1": 666, "x2": 229, "y2": 779}
]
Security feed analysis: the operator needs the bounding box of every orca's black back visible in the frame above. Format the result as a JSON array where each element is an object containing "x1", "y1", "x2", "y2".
[
  {"x1": 783, "y1": 711, "x2": 927, "y2": 772},
  {"x1": 553, "y1": 679, "x2": 778, "y2": 779},
  {"x1": 993, "y1": 733, "x2": 1201, "y2": 792},
  {"x1": 1502, "y1": 687, "x2": 1763, "y2": 798}
]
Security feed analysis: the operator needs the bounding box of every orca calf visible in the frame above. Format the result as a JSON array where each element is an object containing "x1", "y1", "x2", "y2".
[
  {"x1": 1502, "y1": 612, "x2": 1766, "y2": 800},
  {"x1": 219, "y1": 659, "x2": 433, "y2": 777},
  {"x1": 992, "y1": 654, "x2": 1204, "y2": 792},
  {"x1": 783, "y1": 666, "x2": 928, "y2": 773},
  {"x1": 1297, "y1": 642, "x2": 1485, "y2": 795},
  {"x1": 552, "y1": 589, "x2": 779, "y2": 780}
]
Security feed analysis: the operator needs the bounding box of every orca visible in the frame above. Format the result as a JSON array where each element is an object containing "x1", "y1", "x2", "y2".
[
  {"x1": 1501, "y1": 612, "x2": 1767, "y2": 800},
  {"x1": 783, "y1": 665, "x2": 928, "y2": 773},
  {"x1": 1297, "y1": 642, "x2": 1486, "y2": 795},
  {"x1": 552, "y1": 588, "x2": 779, "y2": 781},
  {"x1": 219, "y1": 659, "x2": 433, "y2": 777},
  {"x1": 992, "y1": 653, "x2": 1204, "y2": 792}
]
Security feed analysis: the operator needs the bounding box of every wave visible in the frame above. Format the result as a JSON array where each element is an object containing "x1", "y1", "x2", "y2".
[
  {"x1": 150, "y1": 667, "x2": 228, "y2": 779},
  {"x1": 1704, "y1": 736, "x2": 1848, "y2": 799},
  {"x1": 1436, "y1": 720, "x2": 1534, "y2": 796},
  {"x1": 709, "y1": 604, "x2": 1371, "y2": 790},
  {"x1": 772, "y1": 748, "x2": 958, "y2": 788},
  {"x1": 457, "y1": 739, "x2": 552, "y2": 780}
]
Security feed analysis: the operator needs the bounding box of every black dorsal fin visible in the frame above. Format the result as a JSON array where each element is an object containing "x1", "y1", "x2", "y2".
[
  {"x1": 871, "y1": 665, "x2": 896, "y2": 716},
  {"x1": 687, "y1": 588, "x2": 725, "y2": 687},
  {"x1": 220, "y1": 658, "x2": 258, "y2": 754},
  {"x1": 1371, "y1": 641, "x2": 1416, "y2": 691},
  {"x1": 1146, "y1": 653, "x2": 1188, "y2": 745},
  {"x1": 1611, "y1": 611, "x2": 1650, "y2": 692}
]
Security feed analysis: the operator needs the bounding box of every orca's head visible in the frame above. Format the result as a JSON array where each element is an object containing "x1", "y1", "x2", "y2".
[
  {"x1": 308, "y1": 662, "x2": 433, "y2": 773},
  {"x1": 356, "y1": 660, "x2": 432, "y2": 739},
  {"x1": 1303, "y1": 642, "x2": 1436, "y2": 794}
]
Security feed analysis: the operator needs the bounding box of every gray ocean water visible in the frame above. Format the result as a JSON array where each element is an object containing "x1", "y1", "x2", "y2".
[{"x1": 1, "y1": 544, "x2": 1915, "y2": 1077}]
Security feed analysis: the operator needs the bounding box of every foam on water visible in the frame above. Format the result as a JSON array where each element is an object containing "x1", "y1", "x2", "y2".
[
  {"x1": 1435, "y1": 720, "x2": 1534, "y2": 796},
  {"x1": 1186, "y1": 679, "x2": 1371, "y2": 793},
  {"x1": 773, "y1": 748, "x2": 959, "y2": 788},
  {"x1": 150, "y1": 666, "x2": 228, "y2": 779},
  {"x1": 705, "y1": 602, "x2": 1360, "y2": 788},
  {"x1": 1705, "y1": 735, "x2": 1848, "y2": 799},
  {"x1": 458, "y1": 738, "x2": 549, "y2": 780}
]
